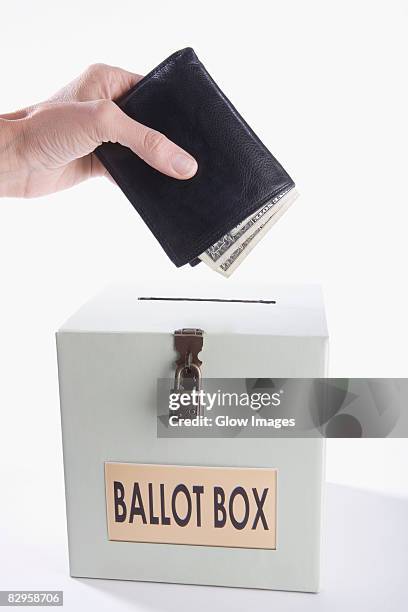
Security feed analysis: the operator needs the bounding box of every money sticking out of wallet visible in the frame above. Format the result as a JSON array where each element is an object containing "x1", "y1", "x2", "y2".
[
  {"x1": 96, "y1": 48, "x2": 296, "y2": 276},
  {"x1": 199, "y1": 188, "x2": 298, "y2": 276}
]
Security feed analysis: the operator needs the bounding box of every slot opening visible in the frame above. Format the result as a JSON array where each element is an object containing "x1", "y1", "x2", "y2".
[{"x1": 138, "y1": 297, "x2": 276, "y2": 304}]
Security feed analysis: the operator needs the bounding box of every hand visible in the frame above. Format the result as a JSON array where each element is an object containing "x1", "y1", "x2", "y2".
[{"x1": 0, "y1": 63, "x2": 198, "y2": 198}]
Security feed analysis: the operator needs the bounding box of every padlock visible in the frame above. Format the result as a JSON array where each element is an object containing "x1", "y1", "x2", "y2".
[
  {"x1": 169, "y1": 328, "x2": 204, "y2": 422},
  {"x1": 170, "y1": 362, "x2": 202, "y2": 420}
]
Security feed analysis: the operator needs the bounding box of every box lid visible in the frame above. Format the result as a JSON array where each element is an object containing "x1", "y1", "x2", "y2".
[{"x1": 58, "y1": 284, "x2": 328, "y2": 338}]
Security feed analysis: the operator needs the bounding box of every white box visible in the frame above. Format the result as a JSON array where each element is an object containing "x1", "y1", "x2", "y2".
[{"x1": 57, "y1": 285, "x2": 328, "y2": 592}]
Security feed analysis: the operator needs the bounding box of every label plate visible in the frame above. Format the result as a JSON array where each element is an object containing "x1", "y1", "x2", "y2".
[{"x1": 105, "y1": 463, "x2": 277, "y2": 549}]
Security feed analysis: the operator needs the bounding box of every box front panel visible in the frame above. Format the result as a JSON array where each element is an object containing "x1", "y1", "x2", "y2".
[{"x1": 57, "y1": 331, "x2": 327, "y2": 591}]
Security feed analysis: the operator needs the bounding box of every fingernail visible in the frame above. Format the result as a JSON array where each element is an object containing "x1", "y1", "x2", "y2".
[{"x1": 171, "y1": 153, "x2": 198, "y2": 177}]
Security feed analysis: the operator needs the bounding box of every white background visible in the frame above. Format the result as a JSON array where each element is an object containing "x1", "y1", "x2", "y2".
[{"x1": 0, "y1": 1, "x2": 407, "y2": 609}]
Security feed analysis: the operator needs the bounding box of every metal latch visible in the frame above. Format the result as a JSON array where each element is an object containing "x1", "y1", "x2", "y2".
[{"x1": 171, "y1": 328, "x2": 204, "y2": 420}]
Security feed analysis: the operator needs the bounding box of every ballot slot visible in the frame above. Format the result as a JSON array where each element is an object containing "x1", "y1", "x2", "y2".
[{"x1": 138, "y1": 297, "x2": 276, "y2": 304}]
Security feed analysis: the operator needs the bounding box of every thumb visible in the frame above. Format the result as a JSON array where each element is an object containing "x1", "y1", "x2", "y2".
[{"x1": 92, "y1": 99, "x2": 198, "y2": 180}]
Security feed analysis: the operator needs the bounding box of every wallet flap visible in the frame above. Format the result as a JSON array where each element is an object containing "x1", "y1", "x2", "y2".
[{"x1": 96, "y1": 48, "x2": 295, "y2": 267}]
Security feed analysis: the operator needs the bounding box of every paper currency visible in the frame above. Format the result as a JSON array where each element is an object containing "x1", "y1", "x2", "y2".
[
  {"x1": 217, "y1": 189, "x2": 299, "y2": 276},
  {"x1": 199, "y1": 188, "x2": 298, "y2": 276},
  {"x1": 200, "y1": 187, "x2": 294, "y2": 269}
]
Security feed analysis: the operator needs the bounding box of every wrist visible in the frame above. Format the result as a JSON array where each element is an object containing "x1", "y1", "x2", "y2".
[{"x1": 0, "y1": 117, "x2": 28, "y2": 197}]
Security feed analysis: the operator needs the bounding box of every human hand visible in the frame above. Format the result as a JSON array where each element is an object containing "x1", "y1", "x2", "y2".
[{"x1": 0, "y1": 63, "x2": 198, "y2": 198}]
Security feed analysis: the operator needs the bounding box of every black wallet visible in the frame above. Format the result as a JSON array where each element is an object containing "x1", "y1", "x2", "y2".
[{"x1": 96, "y1": 48, "x2": 295, "y2": 267}]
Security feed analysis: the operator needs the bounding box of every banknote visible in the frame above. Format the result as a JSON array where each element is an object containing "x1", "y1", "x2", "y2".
[
  {"x1": 216, "y1": 188, "x2": 299, "y2": 277},
  {"x1": 200, "y1": 187, "x2": 294, "y2": 269}
]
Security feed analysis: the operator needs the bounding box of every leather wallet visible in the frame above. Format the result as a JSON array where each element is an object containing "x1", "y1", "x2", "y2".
[{"x1": 96, "y1": 48, "x2": 295, "y2": 267}]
